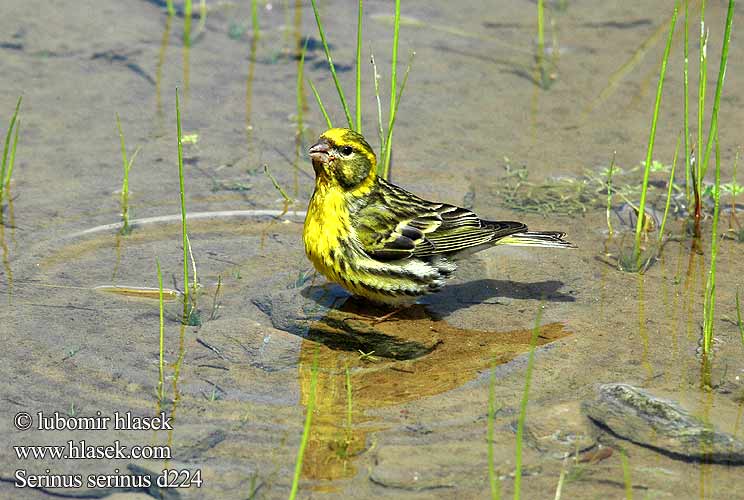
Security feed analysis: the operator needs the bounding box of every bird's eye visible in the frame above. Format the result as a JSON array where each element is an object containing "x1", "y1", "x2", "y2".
[{"x1": 340, "y1": 146, "x2": 353, "y2": 156}]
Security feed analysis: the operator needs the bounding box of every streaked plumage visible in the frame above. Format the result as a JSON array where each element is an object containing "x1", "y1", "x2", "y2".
[{"x1": 303, "y1": 128, "x2": 574, "y2": 305}]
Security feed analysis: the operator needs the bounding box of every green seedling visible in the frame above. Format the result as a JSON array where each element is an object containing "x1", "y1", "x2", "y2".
[
  {"x1": 0, "y1": 96, "x2": 22, "y2": 204},
  {"x1": 116, "y1": 113, "x2": 141, "y2": 235}
]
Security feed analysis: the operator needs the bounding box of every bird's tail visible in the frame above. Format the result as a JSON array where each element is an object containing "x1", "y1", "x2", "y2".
[{"x1": 495, "y1": 231, "x2": 576, "y2": 249}]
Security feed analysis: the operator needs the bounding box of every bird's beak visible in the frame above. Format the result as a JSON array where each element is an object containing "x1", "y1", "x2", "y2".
[{"x1": 308, "y1": 139, "x2": 331, "y2": 164}]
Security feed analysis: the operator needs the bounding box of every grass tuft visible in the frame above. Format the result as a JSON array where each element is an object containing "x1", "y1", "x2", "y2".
[{"x1": 307, "y1": 1, "x2": 409, "y2": 181}]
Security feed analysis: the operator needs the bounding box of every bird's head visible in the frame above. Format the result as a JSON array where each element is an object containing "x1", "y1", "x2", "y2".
[{"x1": 308, "y1": 128, "x2": 377, "y2": 190}]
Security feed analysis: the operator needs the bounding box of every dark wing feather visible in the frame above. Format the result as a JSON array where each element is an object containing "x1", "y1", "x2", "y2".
[{"x1": 353, "y1": 178, "x2": 527, "y2": 260}]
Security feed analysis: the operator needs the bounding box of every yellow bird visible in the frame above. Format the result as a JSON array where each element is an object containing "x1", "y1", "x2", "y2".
[{"x1": 303, "y1": 128, "x2": 574, "y2": 305}]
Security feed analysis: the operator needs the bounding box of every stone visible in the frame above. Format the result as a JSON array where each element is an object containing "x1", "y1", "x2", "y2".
[{"x1": 582, "y1": 383, "x2": 744, "y2": 464}]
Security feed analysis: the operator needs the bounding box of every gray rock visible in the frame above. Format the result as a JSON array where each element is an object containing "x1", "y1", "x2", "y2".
[{"x1": 583, "y1": 383, "x2": 744, "y2": 464}]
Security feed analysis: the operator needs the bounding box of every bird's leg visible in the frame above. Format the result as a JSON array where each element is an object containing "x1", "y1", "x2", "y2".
[{"x1": 370, "y1": 307, "x2": 405, "y2": 325}]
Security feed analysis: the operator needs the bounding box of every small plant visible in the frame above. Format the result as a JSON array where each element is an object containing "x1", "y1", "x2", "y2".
[
  {"x1": 175, "y1": 89, "x2": 200, "y2": 324},
  {"x1": 115, "y1": 113, "x2": 141, "y2": 235},
  {"x1": 0, "y1": 96, "x2": 22, "y2": 206}
]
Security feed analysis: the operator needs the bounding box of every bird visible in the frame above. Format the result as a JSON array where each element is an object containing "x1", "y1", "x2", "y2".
[{"x1": 303, "y1": 127, "x2": 575, "y2": 306}]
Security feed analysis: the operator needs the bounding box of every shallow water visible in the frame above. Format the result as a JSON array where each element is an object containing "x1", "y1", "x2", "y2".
[{"x1": 2, "y1": 0, "x2": 744, "y2": 498}]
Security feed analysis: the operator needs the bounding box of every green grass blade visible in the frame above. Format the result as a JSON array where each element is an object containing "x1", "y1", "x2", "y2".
[
  {"x1": 703, "y1": 133, "x2": 722, "y2": 356},
  {"x1": 700, "y1": 0, "x2": 736, "y2": 182},
  {"x1": 0, "y1": 96, "x2": 22, "y2": 196},
  {"x1": 658, "y1": 135, "x2": 681, "y2": 243},
  {"x1": 4, "y1": 117, "x2": 20, "y2": 187},
  {"x1": 381, "y1": 0, "x2": 401, "y2": 177},
  {"x1": 606, "y1": 152, "x2": 617, "y2": 237},
  {"x1": 633, "y1": 3, "x2": 678, "y2": 268},
  {"x1": 309, "y1": 0, "x2": 353, "y2": 128},
  {"x1": 166, "y1": 0, "x2": 175, "y2": 16},
  {"x1": 696, "y1": 0, "x2": 707, "y2": 204},
  {"x1": 116, "y1": 113, "x2": 132, "y2": 234},
  {"x1": 251, "y1": 0, "x2": 260, "y2": 39},
  {"x1": 683, "y1": 0, "x2": 690, "y2": 206},
  {"x1": 355, "y1": 0, "x2": 363, "y2": 133},
  {"x1": 381, "y1": 52, "x2": 414, "y2": 180},
  {"x1": 308, "y1": 79, "x2": 333, "y2": 129},
  {"x1": 488, "y1": 358, "x2": 501, "y2": 500},
  {"x1": 175, "y1": 88, "x2": 190, "y2": 317},
  {"x1": 264, "y1": 164, "x2": 293, "y2": 203},
  {"x1": 371, "y1": 52, "x2": 385, "y2": 162},
  {"x1": 184, "y1": 0, "x2": 193, "y2": 46},
  {"x1": 289, "y1": 349, "x2": 320, "y2": 500},
  {"x1": 514, "y1": 305, "x2": 544, "y2": 500}
]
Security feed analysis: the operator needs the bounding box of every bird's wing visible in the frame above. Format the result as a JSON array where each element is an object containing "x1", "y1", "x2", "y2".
[{"x1": 354, "y1": 179, "x2": 527, "y2": 260}]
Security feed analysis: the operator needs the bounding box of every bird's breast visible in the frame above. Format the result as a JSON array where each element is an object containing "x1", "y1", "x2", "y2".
[{"x1": 303, "y1": 186, "x2": 352, "y2": 272}]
